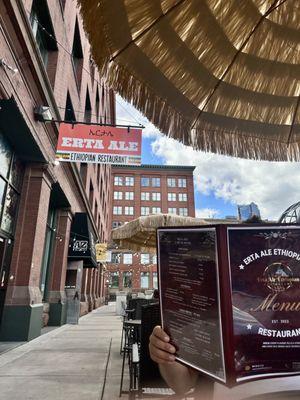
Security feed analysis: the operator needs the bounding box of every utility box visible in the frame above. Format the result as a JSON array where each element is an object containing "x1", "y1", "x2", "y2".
[{"x1": 65, "y1": 261, "x2": 83, "y2": 324}]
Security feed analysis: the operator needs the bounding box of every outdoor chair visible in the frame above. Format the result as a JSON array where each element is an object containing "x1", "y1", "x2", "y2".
[{"x1": 129, "y1": 302, "x2": 175, "y2": 399}]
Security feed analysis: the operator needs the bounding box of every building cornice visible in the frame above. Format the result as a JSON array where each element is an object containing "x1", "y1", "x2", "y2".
[{"x1": 112, "y1": 164, "x2": 196, "y2": 171}]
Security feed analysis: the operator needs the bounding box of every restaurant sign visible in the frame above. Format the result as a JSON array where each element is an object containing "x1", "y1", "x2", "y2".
[
  {"x1": 56, "y1": 123, "x2": 142, "y2": 165},
  {"x1": 95, "y1": 243, "x2": 108, "y2": 262}
]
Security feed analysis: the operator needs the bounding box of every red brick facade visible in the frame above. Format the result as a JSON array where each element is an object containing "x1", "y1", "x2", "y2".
[
  {"x1": 0, "y1": 0, "x2": 114, "y2": 340},
  {"x1": 108, "y1": 165, "x2": 195, "y2": 296}
]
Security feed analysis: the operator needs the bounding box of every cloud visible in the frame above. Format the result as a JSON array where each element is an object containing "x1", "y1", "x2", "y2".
[
  {"x1": 116, "y1": 95, "x2": 161, "y2": 138},
  {"x1": 196, "y1": 208, "x2": 220, "y2": 219},
  {"x1": 151, "y1": 136, "x2": 300, "y2": 220}
]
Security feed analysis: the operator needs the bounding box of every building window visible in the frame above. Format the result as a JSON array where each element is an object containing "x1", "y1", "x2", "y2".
[
  {"x1": 0, "y1": 132, "x2": 24, "y2": 235},
  {"x1": 179, "y1": 208, "x2": 188, "y2": 216},
  {"x1": 152, "y1": 177, "x2": 160, "y2": 187},
  {"x1": 111, "y1": 253, "x2": 121, "y2": 264},
  {"x1": 125, "y1": 192, "x2": 134, "y2": 200},
  {"x1": 141, "y1": 272, "x2": 150, "y2": 289},
  {"x1": 152, "y1": 192, "x2": 161, "y2": 201},
  {"x1": 178, "y1": 193, "x2": 187, "y2": 202},
  {"x1": 152, "y1": 254, "x2": 157, "y2": 264},
  {"x1": 30, "y1": 0, "x2": 58, "y2": 68},
  {"x1": 141, "y1": 177, "x2": 150, "y2": 187},
  {"x1": 113, "y1": 206, "x2": 122, "y2": 215},
  {"x1": 152, "y1": 207, "x2": 161, "y2": 214},
  {"x1": 124, "y1": 206, "x2": 134, "y2": 215},
  {"x1": 125, "y1": 176, "x2": 134, "y2": 186},
  {"x1": 153, "y1": 272, "x2": 158, "y2": 289},
  {"x1": 141, "y1": 192, "x2": 150, "y2": 201},
  {"x1": 178, "y1": 178, "x2": 187, "y2": 188},
  {"x1": 72, "y1": 18, "x2": 83, "y2": 89},
  {"x1": 84, "y1": 90, "x2": 92, "y2": 123},
  {"x1": 114, "y1": 191, "x2": 123, "y2": 200},
  {"x1": 110, "y1": 271, "x2": 119, "y2": 288},
  {"x1": 112, "y1": 221, "x2": 122, "y2": 229},
  {"x1": 95, "y1": 86, "x2": 100, "y2": 122},
  {"x1": 64, "y1": 92, "x2": 76, "y2": 122},
  {"x1": 167, "y1": 178, "x2": 176, "y2": 187},
  {"x1": 168, "y1": 208, "x2": 177, "y2": 214},
  {"x1": 168, "y1": 193, "x2": 176, "y2": 202},
  {"x1": 141, "y1": 253, "x2": 150, "y2": 264},
  {"x1": 123, "y1": 253, "x2": 133, "y2": 264},
  {"x1": 40, "y1": 207, "x2": 57, "y2": 299},
  {"x1": 141, "y1": 207, "x2": 150, "y2": 216},
  {"x1": 125, "y1": 206, "x2": 134, "y2": 215},
  {"x1": 114, "y1": 176, "x2": 123, "y2": 186},
  {"x1": 123, "y1": 271, "x2": 132, "y2": 288}
]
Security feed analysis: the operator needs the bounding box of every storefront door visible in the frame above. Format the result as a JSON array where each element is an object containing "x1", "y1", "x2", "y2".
[{"x1": 0, "y1": 237, "x2": 13, "y2": 323}]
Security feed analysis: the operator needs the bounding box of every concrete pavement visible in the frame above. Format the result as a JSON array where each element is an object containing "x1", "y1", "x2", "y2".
[
  {"x1": 0, "y1": 303, "x2": 128, "y2": 400},
  {"x1": 0, "y1": 303, "x2": 300, "y2": 400}
]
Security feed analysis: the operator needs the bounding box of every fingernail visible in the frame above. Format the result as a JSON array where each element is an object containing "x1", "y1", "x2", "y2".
[
  {"x1": 168, "y1": 355, "x2": 175, "y2": 361},
  {"x1": 169, "y1": 346, "x2": 175, "y2": 353},
  {"x1": 163, "y1": 336, "x2": 169, "y2": 342}
]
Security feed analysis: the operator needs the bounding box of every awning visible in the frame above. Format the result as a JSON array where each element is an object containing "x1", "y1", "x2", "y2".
[
  {"x1": 68, "y1": 213, "x2": 97, "y2": 268},
  {"x1": 78, "y1": 0, "x2": 300, "y2": 161},
  {"x1": 0, "y1": 97, "x2": 46, "y2": 162}
]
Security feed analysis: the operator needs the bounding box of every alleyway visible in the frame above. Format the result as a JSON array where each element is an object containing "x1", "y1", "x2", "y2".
[{"x1": 0, "y1": 304, "x2": 127, "y2": 400}]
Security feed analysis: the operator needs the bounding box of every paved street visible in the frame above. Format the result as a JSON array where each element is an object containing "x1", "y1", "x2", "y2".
[
  {"x1": 0, "y1": 304, "x2": 300, "y2": 400},
  {"x1": 0, "y1": 304, "x2": 128, "y2": 400}
]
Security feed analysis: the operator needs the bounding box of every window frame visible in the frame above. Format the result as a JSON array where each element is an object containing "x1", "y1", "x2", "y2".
[
  {"x1": 141, "y1": 206, "x2": 150, "y2": 216},
  {"x1": 168, "y1": 192, "x2": 176, "y2": 202},
  {"x1": 141, "y1": 177, "x2": 150, "y2": 187},
  {"x1": 179, "y1": 207, "x2": 188, "y2": 216},
  {"x1": 124, "y1": 206, "x2": 134, "y2": 215},
  {"x1": 178, "y1": 178, "x2": 187, "y2": 188},
  {"x1": 125, "y1": 191, "x2": 134, "y2": 201},
  {"x1": 178, "y1": 193, "x2": 187, "y2": 202},
  {"x1": 113, "y1": 206, "x2": 122, "y2": 215},
  {"x1": 125, "y1": 176, "x2": 134, "y2": 186},
  {"x1": 152, "y1": 192, "x2": 161, "y2": 201},
  {"x1": 114, "y1": 176, "x2": 123, "y2": 186},
  {"x1": 113, "y1": 191, "x2": 123, "y2": 200}
]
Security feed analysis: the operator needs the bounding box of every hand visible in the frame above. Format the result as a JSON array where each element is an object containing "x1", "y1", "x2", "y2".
[{"x1": 149, "y1": 325, "x2": 176, "y2": 365}]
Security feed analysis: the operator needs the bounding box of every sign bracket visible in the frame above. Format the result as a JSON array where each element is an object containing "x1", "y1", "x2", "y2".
[{"x1": 50, "y1": 119, "x2": 145, "y2": 130}]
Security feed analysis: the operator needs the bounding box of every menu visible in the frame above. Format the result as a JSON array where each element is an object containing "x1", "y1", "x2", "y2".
[
  {"x1": 228, "y1": 227, "x2": 300, "y2": 382},
  {"x1": 157, "y1": 225, "x2": 300, "y2": 386},
  {"x1": 158, "y1": 228, "x2": 225, "y2": 382}
]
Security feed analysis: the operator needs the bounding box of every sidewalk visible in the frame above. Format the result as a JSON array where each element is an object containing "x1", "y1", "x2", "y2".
[
  {"x1": 0, "y1": 303, "x2": 300, "y2": 400},
  {"x1": 0, "y1": 303, "x2": 128, "y2": 400}
]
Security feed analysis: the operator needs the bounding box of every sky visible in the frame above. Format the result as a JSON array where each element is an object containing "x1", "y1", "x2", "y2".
[{"x1": 115, "y1": 95, "x2": 300, "y2": 221}]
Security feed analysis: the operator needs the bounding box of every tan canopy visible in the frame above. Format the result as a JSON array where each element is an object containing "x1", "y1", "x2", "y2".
[
  {"x1": 78, "y1": 0, "x2": 300, "y2": 161},
  {"x1": 111, "y1": 214, "x2": 207, "y2": 252}
]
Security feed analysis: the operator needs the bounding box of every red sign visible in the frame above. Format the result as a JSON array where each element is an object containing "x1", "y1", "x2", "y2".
[{"x1": 56, "y1": 123, "x2": 142, "y2": 165}]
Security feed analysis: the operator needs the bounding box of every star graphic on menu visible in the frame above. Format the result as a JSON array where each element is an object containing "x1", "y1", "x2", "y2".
[
  {"x1": 239, "y1": 265, "x2": 245, "y2": 270},
  {"x1": 247, "y1": 324, "x2": 252, "y2": 330}
]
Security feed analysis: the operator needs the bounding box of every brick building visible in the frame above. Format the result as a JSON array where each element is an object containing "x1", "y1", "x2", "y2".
[
  {"x1": 0, "y1": 0, "x2": 114, "y2": 341},
  {"x1": 108, "y1": 164, "x2": 195, "y2": 296}
]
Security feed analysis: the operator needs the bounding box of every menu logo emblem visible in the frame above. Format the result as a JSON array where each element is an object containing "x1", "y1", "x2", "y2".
[{"x1": 261, "y1": 263, "x2": 294, "y2": 293}]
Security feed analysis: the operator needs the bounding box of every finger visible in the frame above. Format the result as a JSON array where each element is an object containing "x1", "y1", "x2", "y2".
[
  {"x1": 149, "y1": 334, "x2": 176, "y2": 353},
  {"x1": 149, "y1": 344, "x2": 176, "y2": 363},
  {"x1": 152, "y1": 325, "x2": 170, "y2": 342}
]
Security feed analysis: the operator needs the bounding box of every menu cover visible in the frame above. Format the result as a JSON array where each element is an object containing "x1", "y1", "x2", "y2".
[{"x1": 157, "y1": 225, "x2": 300, "y2": 386}]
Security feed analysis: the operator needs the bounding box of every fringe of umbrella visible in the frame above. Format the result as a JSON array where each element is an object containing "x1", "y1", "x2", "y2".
[
  {"x1": 77, "y1": 0, "x2": 300, "y2": 162},
  {"x1": 101, "y1": 61, "x2": 300, "y2": 162}
]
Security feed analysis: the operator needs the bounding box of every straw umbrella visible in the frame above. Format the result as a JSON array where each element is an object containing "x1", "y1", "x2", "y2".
[
  {"x1": 78, "y1": 0, "x2": 300, "y2": 161},
  {"x1": 111, "y1": 213, "x2": 207, "y2": 253}
]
